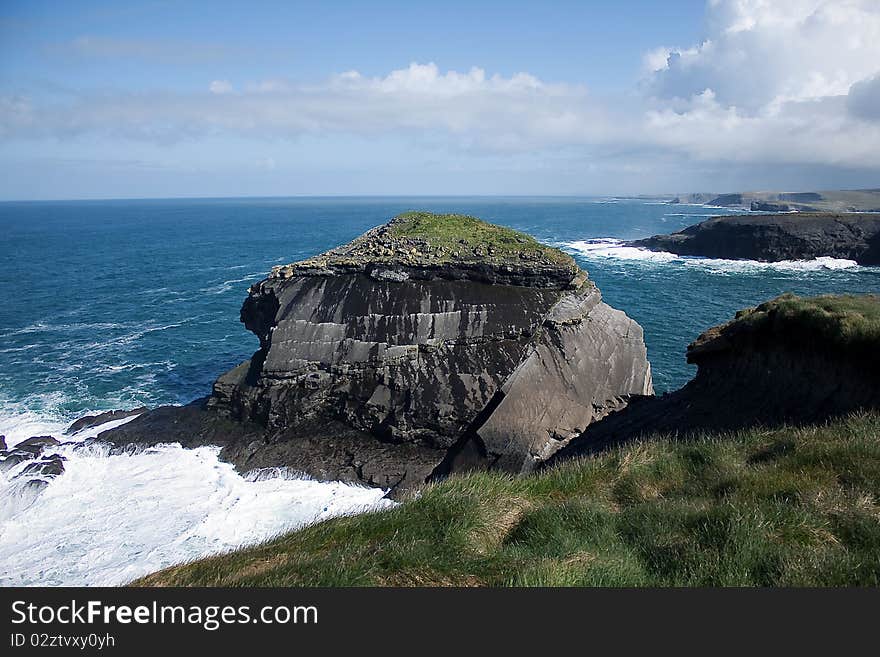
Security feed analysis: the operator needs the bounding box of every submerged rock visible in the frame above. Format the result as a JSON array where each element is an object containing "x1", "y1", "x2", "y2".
[
  {"x1": 104, "y1": 212, "x2": 653, "y2": 493},
  {"x1": 0, "y1": 437, "x2": 66, "y2": 489},
  {"x1": 18, "y1": 456, "x2": 66, "y2": 478},
  {"x1": 0, "y1": 448, "x2": 39, "y2": 472},
  {"x1": 631, "y1": 212, "x2": 880, "y2": 264}
]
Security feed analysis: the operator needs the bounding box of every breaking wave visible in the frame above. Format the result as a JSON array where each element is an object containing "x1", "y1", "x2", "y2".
[
  {"x1": 562, "y1": 239, "x2": 861, "y2": 274},
  {"x1": 0, "y1": 407, "x2": 394, "y2": 586}
]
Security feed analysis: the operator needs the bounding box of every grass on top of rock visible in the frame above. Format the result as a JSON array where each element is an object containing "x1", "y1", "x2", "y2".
[
  {"x1": 134, "y1": 411, "x2": 880, "y2": 587},
  {"x1": 386, "y1": 211, "x2": 573, "y2": 265},
  {"x1": 727, "y1": 293, "x2": 880, "y2": 365}
]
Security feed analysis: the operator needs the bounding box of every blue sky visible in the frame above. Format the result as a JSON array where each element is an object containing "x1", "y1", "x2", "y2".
[{"x1": 1, "y1": 0, "x2": 879, "y2": 199}]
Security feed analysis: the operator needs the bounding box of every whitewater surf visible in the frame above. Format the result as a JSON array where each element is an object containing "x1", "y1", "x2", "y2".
[{"x1": 0, "y1": 414, "x2": 394, "y2": 586}]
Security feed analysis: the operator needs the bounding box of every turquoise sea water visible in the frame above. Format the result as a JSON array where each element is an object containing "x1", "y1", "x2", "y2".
[
  {"x1": 3, "y1": 196, "x2": 880, "y2": 586},
  {"x1": 3, "y1": 196, "x2": 880, "y2": 424}
]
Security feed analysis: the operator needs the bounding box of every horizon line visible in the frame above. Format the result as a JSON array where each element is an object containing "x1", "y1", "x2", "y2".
[
  {"x1": 0, "y1": 193, "x2": 676, "y2": 204},
  {"x1": 4, "y1": 187, "x2": 876, "y2": 204}
]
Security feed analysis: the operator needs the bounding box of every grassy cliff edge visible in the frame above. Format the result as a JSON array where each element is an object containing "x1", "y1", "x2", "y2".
[
  {"x1": 134, "y1": 293, "x2": 880, "y2": 587},
  {"x1": 135, "y1": 412, "x2": 880, "y2": 587}
]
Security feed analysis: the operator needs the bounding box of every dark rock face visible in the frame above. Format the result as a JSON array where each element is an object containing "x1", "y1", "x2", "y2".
[
  {"x1": 98, "y1": 398, "x2": 262, "y2": 450},
  {"x1": 631, "y1": 213, "x2": 880, "y2": 265},
  {"x1": 218, "y1": 417, "x2": 447, "y2": 491},
  {"x1": 548, "y1": 296, "x2": 880, "y2": 463},
  {"x1": 211, "y1": 271, "x2": 652, "y2": 476},
  {"x1": 102, "y1": 212, "x2": 653, "y2": 493},
  {"x1": 216, "y1": 274, "x2": 563, "y2": 443},
  {"x1": 67, "y1": 407, "x2": 147, "y2": 434}
]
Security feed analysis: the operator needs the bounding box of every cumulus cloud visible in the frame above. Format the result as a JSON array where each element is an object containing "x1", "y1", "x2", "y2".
[
  {"x1": 647, "y1": 0, "x2": 880, "y2": 109},
  {"x1": 4, "y1": 1, "x2": 880, "y2": 177},
  {"x1": 639, "y1": 0, "x2": 880, "y2": 167}
]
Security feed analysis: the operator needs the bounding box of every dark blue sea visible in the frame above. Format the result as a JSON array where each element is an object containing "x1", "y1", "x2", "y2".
[{"x1": 2, "y1": 196, "x2": 880, "y2": 585}]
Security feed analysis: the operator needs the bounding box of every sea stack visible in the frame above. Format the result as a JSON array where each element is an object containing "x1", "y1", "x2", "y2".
[{"x1": 106, "y1": 212, "x2": 653, "y2": 493}]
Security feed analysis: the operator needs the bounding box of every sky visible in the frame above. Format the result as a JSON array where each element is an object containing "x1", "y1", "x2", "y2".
[{"x1": 1, "y1": 0, "x2": 879, "y2": 200}]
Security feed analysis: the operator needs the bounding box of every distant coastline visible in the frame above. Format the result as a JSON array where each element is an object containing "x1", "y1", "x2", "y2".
[{"x1": 655, "y1": 189, "x2": 880, "y2": 214}]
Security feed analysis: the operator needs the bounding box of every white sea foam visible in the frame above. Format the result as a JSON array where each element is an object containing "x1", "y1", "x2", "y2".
[
  {"x1": 663, "y1": 212, "x2": 736, "y2": 218},
  {"x1": 0, "y1": 409, "x2": 394, "y2": 586},
  {"x1": 201, "y1": 272, "x2": 265, "y2": 295},
  {"x1": 562, "y1": 239, "x2": 861, "y2": 274}
]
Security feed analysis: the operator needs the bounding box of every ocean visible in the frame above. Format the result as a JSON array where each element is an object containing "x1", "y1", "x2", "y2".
[{"x1": 3, "y1": 196, "x2": 880, "y2": 585}]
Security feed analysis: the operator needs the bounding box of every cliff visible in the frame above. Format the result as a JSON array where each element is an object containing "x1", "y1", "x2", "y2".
[
  {"x1": 632, "y1": 212, "x2": 880, "y2": 264},
  {"x1": 103, "y1": 212, "x2": 652, "y2": 494},
  {"x1": 135, "y1": 408, "x2": 880, "y2": 587},
  {"x1": 134, "y1": 292, "x2": 880, "y2": 587},
  {"x1": 549, "y1": 293, "x2": 880, "y2": 461}
]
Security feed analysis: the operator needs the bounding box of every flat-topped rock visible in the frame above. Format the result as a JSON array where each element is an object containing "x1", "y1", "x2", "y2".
[{"x1": 104, "y1": 212, "x2": 653, "y2": 494}]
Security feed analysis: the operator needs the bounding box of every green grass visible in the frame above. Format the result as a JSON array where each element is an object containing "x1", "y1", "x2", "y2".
[
  {"x1": 735, "y1": 293, "x2": 880, "y2": 345},
  {"x1": 386, "y1": 211, "x2": 574, "y2": 265},
  {"x1": 134, "y1": 412, "x2": 880, "y2": 587},
  {"x1": 718, "y1": 293, "x2": 880, "y2": 369}
]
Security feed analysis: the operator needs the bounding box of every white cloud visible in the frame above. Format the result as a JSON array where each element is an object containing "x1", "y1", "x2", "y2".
[
  {"x1": 209, "y1": 80, "x2": 233, "y2": 95},
  {"x1": 0, "y1": 62, "x2": 615, "y2": 153},
  {"x1": 638, "y1": 0, "x2": 880, "y2": 167},
  {"x1": 648, "y1": 0, "x2": 880, "y2": 108},
  {"x1": 4, "y1": 2, "x2": 880, "y2": 181}
]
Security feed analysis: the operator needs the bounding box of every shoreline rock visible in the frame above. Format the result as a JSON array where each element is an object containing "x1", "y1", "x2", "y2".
[
  {"x1": 630, "y1": 212, "x2": 880, "y2": 265},
  {"x1": 0, "y1": 439, "x2": 67, "y2": 486},
  {"x1": 67, "y1": 407, "x2": 148, "y2": 434},
  {"x1": 548, "y1": 293, "x2": 880, "y2": 463},
  {"x1": 16, "y1": 436, "x2": 60, "y2": 449}
]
